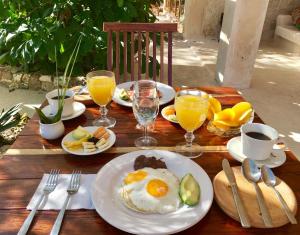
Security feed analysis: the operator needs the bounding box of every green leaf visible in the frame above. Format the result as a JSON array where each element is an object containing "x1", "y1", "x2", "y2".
[
  {"x1": 117, "y1": 0, "x2": 124, "y2": 7},
  {"x1": 0, "y1": 52, "x2": 9, "y2": 64},
  {"x1": 6, "y1": 33, "x2": 16, "y2": 43},
  {"x1": 59, "y1": 43, "x2": 64, "y2": 53}
]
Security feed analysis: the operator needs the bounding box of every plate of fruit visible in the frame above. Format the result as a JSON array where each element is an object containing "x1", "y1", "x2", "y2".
[
  {"x1": 206, "y1": 97, "x2": 254, "y2": 137},
  {"x1": 62, "y1": 126, "x2": 116, "y2": 155},
  {"x1": 161, "y1": 105, "x2": 178, "y2": 123}
]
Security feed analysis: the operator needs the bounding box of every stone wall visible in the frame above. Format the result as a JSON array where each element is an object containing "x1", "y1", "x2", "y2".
[
  {"x1": 0, "y1": 65, "x2": 85, "y2": 92},
  {"x1": 183, "y1": 0, "x2": 300, "y2": 40}
]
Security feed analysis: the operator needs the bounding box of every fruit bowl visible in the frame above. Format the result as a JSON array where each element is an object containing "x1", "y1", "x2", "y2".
[{"x1": 207, "y1": 111, "x2": 254, "y2": 137}]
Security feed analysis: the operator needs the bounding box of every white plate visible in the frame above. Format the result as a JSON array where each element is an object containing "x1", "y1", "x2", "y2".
[
  {"x1": 113, "y1": 81, "x2": 176, "y2": 107},
  {"x1": 227, "y1": 136, "x2": 286, "y2": 168},
  {"x1": 61, "y1": 126, "x2": 116, "y2": 156},
  {"x1": 91, "y1": 150, "x2": 214, "y2": 235},
  {"x1": 161, "y1": 105, "x2": 178, "y2": 124},
  {"x1": 42, "y1": 102, "x2": 86, "y2": 121}
]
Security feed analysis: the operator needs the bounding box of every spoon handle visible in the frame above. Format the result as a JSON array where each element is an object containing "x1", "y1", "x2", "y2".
[
  {"x1": 253, "y1": 183, "x2": 273, "y2": 227},
  {"x1": 272, "y1": 187, "x2": 297, "y2": 224}
]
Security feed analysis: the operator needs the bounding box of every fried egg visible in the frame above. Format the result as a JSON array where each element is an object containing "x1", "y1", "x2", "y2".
[{"x1": 120, "y1": 167, "x2": 180, "y2": 214}]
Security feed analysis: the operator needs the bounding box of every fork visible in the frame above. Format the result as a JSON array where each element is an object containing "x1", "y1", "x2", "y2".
[
  {"x1": 50, "y1": 170, "x2": 81, "y2": 235},
  {"x1": 18, "y1": 169, "x2": 60, "y2": 235}
]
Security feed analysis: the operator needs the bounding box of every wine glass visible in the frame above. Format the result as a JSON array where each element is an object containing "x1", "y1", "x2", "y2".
[
  {"x1": 132, "y1": 80, "x2": 159, "y2": 149},
  {"x1": 86, "y1": 70, "x2": 116, "y2": 127},
  {"x1": 175, "y1": 89, "x2": 209, "y2": 158}
]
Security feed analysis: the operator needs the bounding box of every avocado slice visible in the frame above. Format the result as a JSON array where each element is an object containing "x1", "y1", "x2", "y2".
[
  {"x1": 179, "y1": 173, "x2": 200, "y2": 206},
  {"x1": 72, "y1": 126, "x2": 91, "y2": 140}
]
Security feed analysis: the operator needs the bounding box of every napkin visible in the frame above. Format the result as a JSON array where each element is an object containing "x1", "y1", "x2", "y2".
[{"x1": 27, "y1": 174, "x2": 96, "y2": 210}]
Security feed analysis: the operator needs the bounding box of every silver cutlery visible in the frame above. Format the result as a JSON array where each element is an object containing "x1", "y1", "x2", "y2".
[
  {"x1": 261, "y1": 165, "x2": 297, "y2": 224},
  {"x1": 18, "y1": 169, "x2": 60, "y2": 235},
  {"x1": 242, "y1": 159, "x2": 273, "y2": 227},
  {"x1": 222, "y1": 159, "x2": 251, "y2": 228},
  {"x1": 50, "y1": 170, "x2": 81, "y2": 235}
]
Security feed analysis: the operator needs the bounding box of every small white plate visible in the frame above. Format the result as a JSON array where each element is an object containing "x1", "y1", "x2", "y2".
[
  {"x1": 61, "y1": 126, "x2": 116, "y2": 156},
  {"x1": 227, "y1": 136, "x2": 286, "y2": 168},
  {"x1": 161, "y1": 105, "x2": 178, "y2": 124},
  {"x1": 42, "y1": 102, "x2": 86, "y2": 121},
  {"x1": 113, "y1": 81, "x2": 176, "y2": 107},
  {"x1": 91, "y1": 150, "x2": 214, "y2": 235}
]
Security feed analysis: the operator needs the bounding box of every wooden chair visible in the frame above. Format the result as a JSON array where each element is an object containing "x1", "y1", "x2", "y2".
[{"x1": 103, "y1": 22, "x2": 177, "y2": 85}]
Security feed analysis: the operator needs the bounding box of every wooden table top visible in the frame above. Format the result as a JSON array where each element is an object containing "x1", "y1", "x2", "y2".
[{"x1": 0, "y1": 86, "x2": 299, "y2": 235}]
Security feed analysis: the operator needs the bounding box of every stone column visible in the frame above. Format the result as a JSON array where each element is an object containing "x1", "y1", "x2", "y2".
[
  {"x1": 183, "y1": 0, "x2": 207, "y2": 40},
  {"x1": 216, "y1": 0, "x2": 269, "y2": 88}
]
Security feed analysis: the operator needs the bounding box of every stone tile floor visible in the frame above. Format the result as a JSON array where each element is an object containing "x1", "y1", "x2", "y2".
[{"x1": 0, "y1": 36, "x2": 299, "y2": 159}]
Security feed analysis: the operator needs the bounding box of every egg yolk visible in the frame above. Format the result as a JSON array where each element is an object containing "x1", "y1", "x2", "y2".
[
  {"x1": 146, "y1": 179, "x2": 169, "y2": 197},
  {"x1": 124, "y1": 170, "x2": 148, "y2": 184}
]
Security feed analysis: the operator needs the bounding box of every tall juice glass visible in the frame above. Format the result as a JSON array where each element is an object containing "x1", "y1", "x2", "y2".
[
  {"x1": 175, "y1": 90, "x2": 208, "y2": 158},
  {"x1": 87, "y1": 70, "x2": 116, "y2": 127}
]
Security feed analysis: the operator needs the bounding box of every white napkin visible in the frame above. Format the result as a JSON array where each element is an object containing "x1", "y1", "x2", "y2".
[{"x1": 27, "y1": 174, "x2": 96, "y2": 210}]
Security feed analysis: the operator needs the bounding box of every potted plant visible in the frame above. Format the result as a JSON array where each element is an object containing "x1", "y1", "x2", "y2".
[{"x1": 35, "y1": 36, "x2": 82, "y2": 140}]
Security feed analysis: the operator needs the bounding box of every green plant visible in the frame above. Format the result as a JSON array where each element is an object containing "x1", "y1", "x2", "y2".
[
  {"x1": 0, "y1": 0, "x2": 162, "y2": 75},
  {"x1": 0, "y1": 103, "x2": 23, "y2": 132},
  {"x1": 35, "y1": 35, "x2": 82, "y2": 124}
]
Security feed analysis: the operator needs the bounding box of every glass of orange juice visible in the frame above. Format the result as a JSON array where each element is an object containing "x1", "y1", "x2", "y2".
[
  {"x1": 175, "y1": 89, "x2": 209, "y2": 158},
  {"x1": 87, "y1": 70, "x2": 116, "y2": 127}
]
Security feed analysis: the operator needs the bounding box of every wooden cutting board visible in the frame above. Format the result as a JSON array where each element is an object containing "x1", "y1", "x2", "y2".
[{"x1": 213, "y1": 166, "x2": 297, "y2": 228}]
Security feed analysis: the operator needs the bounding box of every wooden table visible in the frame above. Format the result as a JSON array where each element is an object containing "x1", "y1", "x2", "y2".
[{"x1": 0, "y1": 87, "x2": 299, "y2": 235}]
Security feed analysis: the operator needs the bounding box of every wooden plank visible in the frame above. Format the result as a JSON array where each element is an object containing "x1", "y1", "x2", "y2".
[
  {"x1": 160, "y1": 32, "x2": 164, "y2": 83},
  {"x1": 131, "y1": 32, "x2": 134, "y2": 81},
  {"x1": 115, "y1": 31, "x2": 120, "y2": 83},
  {"x1": 107, "y1": 30, "x2": 112, "y2": 71},
  {"x1": 0, "y1": 151, "x2": 299, "y2": 203},
  {"x1": 103, "y1": 22, "x2": 177, "y2": 32},
  {"x1": 168, "y1": 32, "x2": 172, "y2": 86},
  {"x1": 145, "y1": 31, "x2": 149, "y2": 79},
  {"x1": 1, "y1": 208, "x2": 300, "y2": 235},
  {"x1": 123, "y1": 32, "x2": 127, "y2": 82},
  {"x1": 138, "y1": 32, "x2": 142, "y2": 80},
  {"x1": 153, "y1": 33, "x2": 157, "y2": 81},
  {"x1": 4, "y1": 145, "x2": 230, "y2": 156}
]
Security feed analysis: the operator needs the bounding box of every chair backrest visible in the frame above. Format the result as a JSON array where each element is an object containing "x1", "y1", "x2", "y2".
[{"x1": 103, "y1": 22, "x2": 177, "y2": 86}]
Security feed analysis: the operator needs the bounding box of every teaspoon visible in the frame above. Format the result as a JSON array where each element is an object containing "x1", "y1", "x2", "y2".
[
  {"x1": 242, "y1": 159, "x2": 273, "y2": 227},
  {"x1": 261, "y1": 165, "x2": 297, "y2": 224}
]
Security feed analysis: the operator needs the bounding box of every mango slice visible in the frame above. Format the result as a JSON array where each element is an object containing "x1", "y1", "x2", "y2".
[{"x1": 207, "y1": 96, "x2": 222, "y2": 120}]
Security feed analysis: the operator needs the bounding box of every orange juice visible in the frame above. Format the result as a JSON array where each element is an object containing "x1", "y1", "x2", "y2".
[
  {"x1": 175, "y1": 95, "x2": 208, "y2": 132},
  {"x1": 87, "y1": 76, "x2": 116, "y2": 106}
]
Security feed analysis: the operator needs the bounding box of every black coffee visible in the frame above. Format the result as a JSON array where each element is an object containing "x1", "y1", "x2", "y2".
[
  {"x1": 51, "y1": 95, "x2": 70, "y2": 100},
  {"x1": 246, "y1": 132, "x2": 271, "y2": 140}
]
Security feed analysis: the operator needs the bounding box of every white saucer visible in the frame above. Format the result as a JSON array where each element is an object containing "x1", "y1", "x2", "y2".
[
  {"x1": 226, "y1": 136, "x2": 286, "y2": 168},
  {"x1": 42, "y1": 102, "x2": 86, "y2": 121}
]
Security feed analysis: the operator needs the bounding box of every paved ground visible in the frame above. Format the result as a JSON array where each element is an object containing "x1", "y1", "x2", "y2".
[{"x1": 0, "y1": 34, "x2": 299, "y2": 159}]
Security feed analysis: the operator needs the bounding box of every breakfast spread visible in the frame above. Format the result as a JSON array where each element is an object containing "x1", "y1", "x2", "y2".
[
  {"x1": 63, "y1": 126, "x2": 110, "y2": 152},
  {"x1": 119, "y1": 155, "x2": 200, "y2": 214}
]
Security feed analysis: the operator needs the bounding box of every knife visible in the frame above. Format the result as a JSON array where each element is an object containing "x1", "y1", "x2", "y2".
[{"x1": 222, "y1": 159, "x2": 251, "y2": 228}]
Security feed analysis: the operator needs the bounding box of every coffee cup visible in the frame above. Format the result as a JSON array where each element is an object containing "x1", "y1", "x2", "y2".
[
  {"x1": 241, "y1": 123, "x2": 280, "y2": 160},
  {"x1": 46, "y1": 89, "x2": 74, "y2": 117}
]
